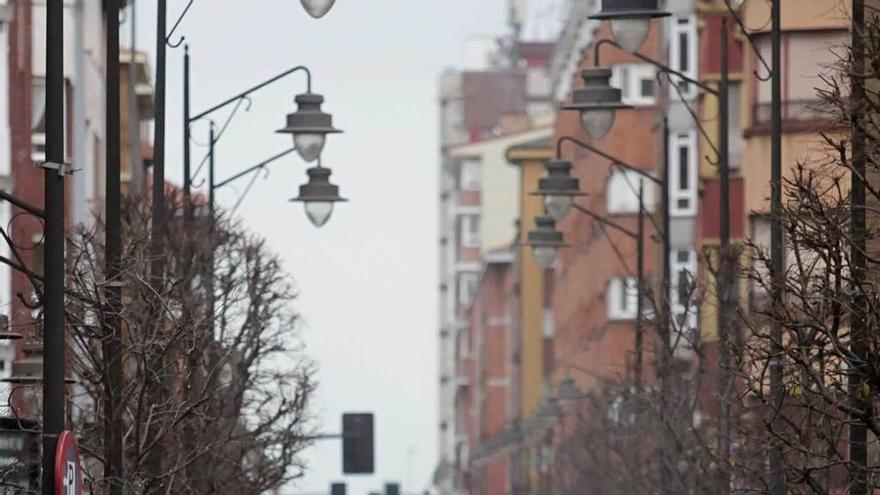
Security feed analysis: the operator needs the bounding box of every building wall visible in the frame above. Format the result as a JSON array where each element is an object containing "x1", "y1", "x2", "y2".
[
  {"x1": 436, "y1": 38, "x2": 554, "y2": 491},
  {"x1": 463, "y1": 256, "x2": 513, "y2": 495},
  {"x1": 510, "y1": 148, "x2": 550, "y2": 425}
]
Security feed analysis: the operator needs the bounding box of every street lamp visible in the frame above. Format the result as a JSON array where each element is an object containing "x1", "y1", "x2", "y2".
[
  {"x1": 301, "y1": 0, "x2": 336, "y2": 19},
  {"x1": 561, "y1": 69, "x2": 631, "y2": 140},
  {"x1": 532, "y1": 160, "x2": 586, "y2": 222},
  {"x1": 183, "y1": 50, "x2": 346, "y2": 227},
  {"x1": 526, "y1": 216, "x2": 566, "y2": 269},
  {"x1": 291, "y1": 165, "x2": 347, "y2": 227},
  {"x1": 277, "y1": 93, "x2": 343, "y2": 163},
  {"x1": 588, "y1": 0, "x2": 669, "y2": 53},
  {"x1": 557, "y1": 377, "x2": 583, "y2": 405}
]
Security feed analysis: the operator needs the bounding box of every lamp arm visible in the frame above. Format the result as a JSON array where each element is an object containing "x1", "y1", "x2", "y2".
[
  {"x1": 190, "y1": 65, "x2": 313, "y2": 122},
  {"x1": 573, "y1": 204, "x2": 638, "y2": 239},
  {"x1": 0, "y1": 191, "x2": 44, "y2": 219},
  {"x1": 556, "y1": 136, "x2": 662, "y2": 185},
  {"x1": 213, "y1": 147, "x2": 298, "y2": 190},
  {"x1": 594, "y1": 38, "x2": 719, "y2": 96}
]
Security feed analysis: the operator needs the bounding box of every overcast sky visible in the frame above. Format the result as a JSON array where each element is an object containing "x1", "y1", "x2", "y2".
[{"x1": 126, "y1": 1, "x2": 525, "y2": 493}]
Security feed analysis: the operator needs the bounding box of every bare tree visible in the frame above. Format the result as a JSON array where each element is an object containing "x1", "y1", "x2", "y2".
[
  {"x1": 731, "y1": 13, "x2": 880, "y2": 493},
  {"x1": 59, "y1": 196, "x2": 316, "y2": 494}
]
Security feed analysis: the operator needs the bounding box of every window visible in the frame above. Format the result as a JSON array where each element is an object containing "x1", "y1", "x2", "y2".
[
  {"x1": 458, "y1": 272, "x2": 479, "y2": 305},
  {"x1": 668, "y1": 131, "x2": 697, "y2": 217},
  {"x1": 459, "y1": 158, "x2": 481, "y2": 191},
  {"x1": 668, "y1": 16, "x2": 697, "y2": 100},
  {"x1": 607, "y1": 170, "x2": 656, "y2": 214},
  {"x1": 460, "y1": 214, "x2": 481, "y2": 248},
  {"x1": 607, "y1": 276, "x2": 638, "y2": 320},
  {"x1": 32, "y1": 77, "x2": 46, "y2": 162},
  {"x1": 610, "y1": 64, "x2": 657, "y2": 106}
]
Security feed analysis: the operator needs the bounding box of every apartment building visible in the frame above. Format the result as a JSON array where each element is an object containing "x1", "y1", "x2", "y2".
[{"x1": 435, "y1": 32, "x2": 554, "y2": 495}]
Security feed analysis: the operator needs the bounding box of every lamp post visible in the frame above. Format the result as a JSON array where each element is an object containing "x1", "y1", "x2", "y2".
[{"x1": 40, "y1": 1, "x2": 66, "y2": 493}]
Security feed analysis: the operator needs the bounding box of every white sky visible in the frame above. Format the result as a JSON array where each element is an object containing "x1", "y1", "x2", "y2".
[{"x1": 126, "y1": 1, "x2": 525, "y2": 493}]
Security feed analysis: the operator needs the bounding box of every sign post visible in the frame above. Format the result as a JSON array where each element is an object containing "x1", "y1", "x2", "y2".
[{"x1": 54, "y1": 431, "x2": 81, "y2": 495}]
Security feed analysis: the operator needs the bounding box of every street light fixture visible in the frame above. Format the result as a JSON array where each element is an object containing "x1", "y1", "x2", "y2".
[
  {"x1": 532, "y1": 159, "x2": 586, "y2": 222},
  {"x1": 561, "y1": 69, "x2": 631, "y2": 140},
  {"x1": 557, "y1": 377, "x2": 582, "y2": 405},
  {"x1": 526, "y1": 216, "x2": 566, "y2": 269},
  {"x1": 291, "y1": 165, "x2": 347, "y2": 227},
  {"x1": 301, "y1": 0, "x2": 336, "y2": 19},
  {"x1": 588, "y1": 0, "x2": 669, "y2": 53},
  {"x1": 277, "y1": 93, "x2": 343, "y2": 163}
]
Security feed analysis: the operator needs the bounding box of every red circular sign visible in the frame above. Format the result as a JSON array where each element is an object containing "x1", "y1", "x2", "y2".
[{"x1": 54, "y1": 431, "x2": 81, "y2": 495}]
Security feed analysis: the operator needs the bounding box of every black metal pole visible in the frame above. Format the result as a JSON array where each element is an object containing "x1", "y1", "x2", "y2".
[
  {"x1": 42, "y1": 0, "x2": 65, "y2": 492},
  {"x1": 104, "y1": 1, "x2": 125, "y2": 492},
  {"x1": 768, "y1": 0, "x2": 786, "y2": 493},
  {"x1": 208, "y1": 123, "x2": 215, "y2": 215},
  {"x1": 127, "y1": 0, "x2": 142, "y2": 195},
  {"x1": 660, "y1": 115, "x2": 672, "y2": 495},
  {"x1": 152, "y1": 1, "x2": 167, "y2": 263},
  {"x1": 849, "y1": 1, "x2": 868, "y2": 493},
  {"x1": 183, "y1": 45, "x2": 192, "y2": 227},
  {"x1": 144, "y1": 2, "x2": 169, "y2": 486},
  {"x1": 207, "y1": 122, "x2": 216, "y2": 341},
  {"x1": 717, "y1": 17, "x2": 732, "y2": 495},
  {"x1": 635, "y1": 182, "x2": 645, "y2": 393}
]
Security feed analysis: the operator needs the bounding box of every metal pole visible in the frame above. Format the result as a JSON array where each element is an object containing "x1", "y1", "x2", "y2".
[
  {"x1": 207, "y1": 123, "x2": 215, "y2": 332},
  {"x1": 849, "y1": 1, "x2": 868, "y2": 493},
  {"x1": 104, "y1": 0, "x2": 125, "y2": 491},
  {"x1": 660, "y1": 115, "x2": 672, "y2": 495},
  {"x1": 717, "y1": 17, "x2": 732, "y2": 495},
  {"x1": 145, "y1": 1, "x2": 168, "y2": 486},
  {"x1": 183, "y1": 45, "x2": 192, "y2": 227},
  {"x1": 152, "y1": 1, "x2": 167, "y2": 263},
  {"x1": 768, "y1": 0, "x2": 786, "y2": 493},
  {"x1": 42, "y1": 0, "x2": 65, "y2": 492},
  {"x1": 127, "y1": 0, "x2": 142, "y2": 195},
  {"x1": 635, "y1": 182, "x2": 645, "y2": 392},
  {"x1": 208, "y1": 123, "x2": 215, "y2": 215}
]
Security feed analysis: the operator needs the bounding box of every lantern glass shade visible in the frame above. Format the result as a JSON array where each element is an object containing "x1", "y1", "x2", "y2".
[
  {"x1": 611, "y1": 17, "x2": 652, "y2": 53},
  {"x1": 304, "y1": 200, "x2": 334, "y2": 227},
  {"x1": 580, "y1": 108, "x2": 616, "y2": 140},
  {"x1": 545, "y1": 195, "x2": 574, "y2": 222},
  {"x1": 301, "y1": 0, "x2": 336, "y2": 18},
  {"x1": 533, "y1": 246, "x2": 559, "y2": 269},
  {"x1": 294, "y1": 132, "x2": 326, "y2": 162}
]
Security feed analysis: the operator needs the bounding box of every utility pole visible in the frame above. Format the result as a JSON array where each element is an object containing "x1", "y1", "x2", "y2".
[
  {"x1": 768, "y1": 1, "x2": 786, "y2": 494},
  {"x1": 41, "y1": 0, "x2": 66, "y2": 492},
  {"x1": 104, "y1": 0, "x2": 125, "y2": 491},
  {"x1": 127, "y1": 0, "x2": 142, "y2": 195},
  {"x1": 717, "y1": 17, "x2": 733, "y2": 495},
  {"x1": 849, "y1": 1, "x2": 869, "y2": 493}
]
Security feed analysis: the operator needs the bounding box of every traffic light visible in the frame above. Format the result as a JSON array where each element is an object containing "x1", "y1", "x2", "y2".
[
  {"x1": 385, "y1": 482, "x2": 401, "y2": 495},
  {"x1": 342, "y1": 413, "x2": 374, "y2": 474},
  {"x1": 330, "y1": 482, "x2": 346, "y2": 495}
]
